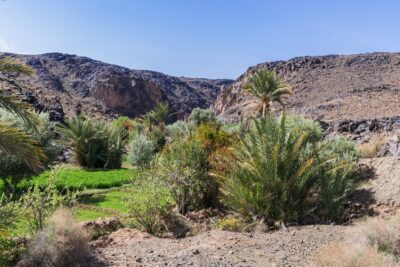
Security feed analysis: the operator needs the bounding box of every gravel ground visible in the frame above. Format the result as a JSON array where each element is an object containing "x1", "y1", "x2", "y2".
[{"x1": 94, "y1": 225, "x2": 345, "y2": 267}]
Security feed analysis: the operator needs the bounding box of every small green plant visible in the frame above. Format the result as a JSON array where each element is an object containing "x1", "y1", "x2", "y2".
[
  {"x1": 128, "y1": 176, "x2": 173, "y2": 234},
  {"x1": 216, "y1": 216, "x2": 247, "y2": 232},
  {"x1": 20, "y1": 168, "x2": 78, "y2": 233}
]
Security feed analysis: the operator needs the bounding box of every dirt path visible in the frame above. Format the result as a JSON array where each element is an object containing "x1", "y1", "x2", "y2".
[{"x1": 94, "y1": 225, "x2": 345, "y2": 267}]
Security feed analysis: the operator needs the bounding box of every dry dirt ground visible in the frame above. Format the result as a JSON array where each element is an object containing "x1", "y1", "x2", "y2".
[
  {"x1": 93, "y1": 157, "x2": 400, "y2": 267},
  {"x1": 94, "y1": 226, "x2": 344, "y2": 267}
]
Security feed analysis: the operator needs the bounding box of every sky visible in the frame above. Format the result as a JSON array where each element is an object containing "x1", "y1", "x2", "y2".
[{"x1": 0, "y1": 0, "x2": 400, "y2": 79}]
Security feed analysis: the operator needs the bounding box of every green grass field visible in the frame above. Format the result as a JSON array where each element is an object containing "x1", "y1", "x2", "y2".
[{"x1": 4, "y1": 165, "x2": 138, "y2": 193}]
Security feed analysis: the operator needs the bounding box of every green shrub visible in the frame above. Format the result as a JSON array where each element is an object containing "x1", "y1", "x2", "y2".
[
  {"x1": 58, "y1": 116, "x2": 127, "y2": 169},
  {"x1": 0, "y1": 110, "x2": 63, "y2": 196},
  {"x1": 128, "y1": 176, "x2": 173, "y2": 234},
  {"x1": 20, "y1": 168, "x2": 78, "y2": 233},
  {"x1": 0, "y1": 196, "x2": 24, "y2": 267},
  {"x1": 157, "y1": 139, "x2": 212, "y2": 214},
  {"x1": 166, "y1": 120, "x2": 194, "y2": 143},
  {"x1": 222, "y1": 113, "x2": 359, "y2": 225},
  {"x1": 189, "y1": 108, "x2": 219, "y2": 126},
  {"x1": 127, "y1": 134, "x2": 155, "y2": 168}
]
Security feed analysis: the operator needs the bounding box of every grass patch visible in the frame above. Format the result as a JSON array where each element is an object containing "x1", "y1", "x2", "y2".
[
  {"x1": 75, "y1": 186, "x2": 139, "y2": 221},
  {"x1": 2, "y1": 165, "x2": 138, "y2": 193}
]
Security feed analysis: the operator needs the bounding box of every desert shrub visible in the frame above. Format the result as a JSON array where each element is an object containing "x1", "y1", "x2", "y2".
[
  {"x1": 357, "y1": 135, "x2": 386, "y2": 158},
  {"x1": 112, "y1": 116, "x2": 135, "y2": 133},
  {"x1": 59, "y1": 116, "x2": 127, "y2": 169},
  {"x1": 0, "y1": 110, "x2": 63, "y2": 196},
  {"x1": 312, "y1": 215, "x2": 400, "y2": 267},
  {"x1": 128, "y1": 176, "x2": 173, "y2": 234},
  {"x1": 215, "y1": 216, "x2": 248, "y2": 232},
  {"x1": 189, "y1": 108, "x2": 219, "y2": 126},
  {"x1": 221, "y1": 113, "x2": 359, "y2": 225},
  {"x1": 285, "y1": 114, "x2": 325, "y2": 143},
  {"x1": 22, "y1": 209, "x2": 93, "y2": 267},
  {"x1": 166, "y1": 120, "x2": 194, "y2": 142},
  {"x1": 313, "y1": 242, "x2": 395, "y2": 267},
  {"x1": 147, "y1": 126, "x2": 166, "y2": 152},
  {"x1": 157, "y1": 139, "x2": 212, "y2": 214},
  {"x1": 0, "y1": 196, "x2": 24, "y2": 267},
  {"x1": 127, "y1": 133, "x2": 155, "y2": 168},
  {"x1": 20, "y1": 168, "x2": 78, "y2": 233}
]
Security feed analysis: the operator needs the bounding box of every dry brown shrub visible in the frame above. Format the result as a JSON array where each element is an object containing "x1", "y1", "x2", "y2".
[
  {"x1": 313, "y1": 215, "x2": 400, "y2": 267},
  {"x1": 313, "y1": 242, "x2": 395, "y2": 267},
  {"x1": 357, "y1": 135, "x2": 386, "y2": 158},
  {"x1": 21, "y1": 209, "x2": 95, "y2": 267}
]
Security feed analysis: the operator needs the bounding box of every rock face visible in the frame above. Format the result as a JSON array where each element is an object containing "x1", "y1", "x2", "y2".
[
  {"x1": 213, "y1": 52, "x2": 400, "y2": 123},
  {"x1": 0, "y1": 53, "x2": 233, "y2": 121}
]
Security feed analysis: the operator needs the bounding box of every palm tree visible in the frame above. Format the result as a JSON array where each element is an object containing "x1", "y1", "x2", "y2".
[
  {"x1": 0, "y1": 57, "x2": 44, "y2": 171},
  {"x1": 152, "y1": 101, "x2": 171, "y2": 130},
  {"x1": 242, "y1": 69, "x2": 293, "y2": 117}
]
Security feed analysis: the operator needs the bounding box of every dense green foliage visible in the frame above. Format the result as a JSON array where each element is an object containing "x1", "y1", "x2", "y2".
[
  {"x1": 0, "y1": 110, "x2": 62, "y2": 195},
  {"x1": 221, "y1": 113, "x2": 359, "y2": 225},
  {"x1": 59, "y1": 116, "x2": 127, "y2": 169}
]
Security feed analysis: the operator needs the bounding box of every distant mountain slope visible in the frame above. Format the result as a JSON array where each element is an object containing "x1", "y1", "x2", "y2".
[
  {"x1": 213, "y1": 52, "x2": 400, "y2": 122},
  {"x1": 0, "y1": 52, "x2": 233, "y2": 121}
]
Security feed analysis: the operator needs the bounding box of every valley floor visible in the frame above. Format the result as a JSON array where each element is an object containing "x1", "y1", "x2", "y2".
[{"x1": 94, "y1": 225, "x2": 344, "y2": 267}]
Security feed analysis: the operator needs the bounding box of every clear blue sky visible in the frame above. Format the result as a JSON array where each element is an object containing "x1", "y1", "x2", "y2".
[{"x1": 0, "y1": 0, "x2": 399, "y2": 79}]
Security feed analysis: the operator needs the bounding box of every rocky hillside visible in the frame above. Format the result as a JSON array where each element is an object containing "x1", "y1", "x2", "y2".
[
  {"x1": 0, "y1": 52, "x2": 232, "y2": 121},
  {"x1": 213, "y1": 52, "x2": 400, "y2": 123}
]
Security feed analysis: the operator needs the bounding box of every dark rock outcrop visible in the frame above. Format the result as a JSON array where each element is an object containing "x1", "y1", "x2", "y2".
[
  {"x1": 0, "y1": 52, "x2": 233, "y2": 121},
  {"x1": 213, "y1": 52, "x2": 400, "y2": 123}
]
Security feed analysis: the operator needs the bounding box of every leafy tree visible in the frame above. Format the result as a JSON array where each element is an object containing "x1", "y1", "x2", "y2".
[{"x1": 242, "y1": 69, "x2": 293, "y2": 116}]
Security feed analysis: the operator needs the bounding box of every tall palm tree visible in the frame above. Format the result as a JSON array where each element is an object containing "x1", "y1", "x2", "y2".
[
  {"x1": 0, "y1": 57, "x2": 44, "y2": 171},
  {"x1": 242, "y1": 69, "x2": 293, "y2": 117}
]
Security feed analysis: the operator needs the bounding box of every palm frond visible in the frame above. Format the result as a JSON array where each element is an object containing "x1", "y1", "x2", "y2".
[
  {"x1": 0, "y1": 121, "x2": 45, "y2": 172},
  {"x1": 0, "y1": 57, "x2": 34, "y2": 75}
]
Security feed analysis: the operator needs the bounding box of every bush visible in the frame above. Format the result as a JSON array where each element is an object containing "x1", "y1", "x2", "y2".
[
  {"x1": 127, "y1": 133, "x2": 155, "y2": 168},
  {"x1": 0, "y1": 110, "x2": 63, "y2": 196},
  {"x1": 20, "y1": 168, "x2": 78, "y2": 233},
  {"x1": 312, "y1": 215, "x2": 400, "y2": 267},
  {"x1": 128, "y1": 176, "x2": 173, "y2": 234},
  {"x1": 157, "y1": 139, "x2": 212, "y2": 214},
  {"x1": 0, "y1": 196, "x2": 24, "y2": 267},
  {"x1": 166, "y1": 120, "x2": 194, "y2": 143},
  {"x1": 59, "y1": 116, "x2": 127, "y2": 169},
  {"x1": 313, "y1": 242, "x2": 395, "y2": 267},
  {"x1": 357, "y1": 135, "x2": 386, "y2": 158},
  {"x1": 189, "y1": 108, "x2": 219, "y2": 126},
  {"x1": 221, "y1": 113, "x2": 359, "y2": 225},
  {"x1": 21, "y1": 209, "x2": 93, "y2": 267}
]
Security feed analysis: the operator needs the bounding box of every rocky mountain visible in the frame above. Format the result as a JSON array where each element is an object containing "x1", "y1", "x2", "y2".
[
  {"x1": 0, "y1": 52, "x2": 233, "y2": 121},
  {"x1": 213, "y1": 52, "x2": 400, "y2": 124}
]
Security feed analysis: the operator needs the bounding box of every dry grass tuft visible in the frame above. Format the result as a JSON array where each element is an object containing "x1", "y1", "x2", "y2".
[
  {"x1": 357, "y1": 135, "x2": 386, "y2": 158},
  {"x1": 21, "y1": 209, "x2": 95, "y2": 267},
  {"x1": 313, "y1": 215, "x2": 400, "y2": 267},
  {"x1": 313, "y1": 242, "x2": 395, "y2": 267}
]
